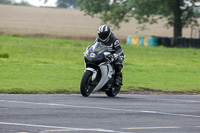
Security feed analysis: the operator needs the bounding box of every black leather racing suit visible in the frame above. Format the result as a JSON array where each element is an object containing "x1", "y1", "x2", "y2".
[{"x1": 93, "y1": 32, "x2": 124, "y2": 75}]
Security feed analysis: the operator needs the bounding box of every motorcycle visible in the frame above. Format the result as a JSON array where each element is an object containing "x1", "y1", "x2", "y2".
[{"x1": 80, "y1": 42, "x2": 122, "y2": 97}]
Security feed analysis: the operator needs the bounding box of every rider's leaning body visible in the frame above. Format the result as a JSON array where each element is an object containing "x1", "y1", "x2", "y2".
[{"x1": 87, "y1": 25, "x2": 125, "y2": 85}]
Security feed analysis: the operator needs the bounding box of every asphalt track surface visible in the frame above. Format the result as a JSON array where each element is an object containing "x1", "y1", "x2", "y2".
[{"x1": 0, "y1": 94, "x2": 200, "y2": 133}]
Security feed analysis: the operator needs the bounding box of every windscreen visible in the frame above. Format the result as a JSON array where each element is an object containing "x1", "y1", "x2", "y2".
[{"x1": 90, "y1": 42, "x2": 107, "y2": 52}]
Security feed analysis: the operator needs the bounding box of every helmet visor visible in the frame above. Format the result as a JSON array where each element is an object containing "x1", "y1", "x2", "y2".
[{"x1": 98, "y1": 32, "x2": 110, "y2": 40}]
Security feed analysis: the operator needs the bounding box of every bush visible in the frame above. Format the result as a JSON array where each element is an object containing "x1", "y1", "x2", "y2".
[{"x1": 0, "y1": 52, "x2": 9, "y2": 58}]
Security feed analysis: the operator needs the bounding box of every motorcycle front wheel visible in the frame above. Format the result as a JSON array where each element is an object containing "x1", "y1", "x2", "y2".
[{"x1": 80, "y1": 70, "x2": 94, "y2": 97}]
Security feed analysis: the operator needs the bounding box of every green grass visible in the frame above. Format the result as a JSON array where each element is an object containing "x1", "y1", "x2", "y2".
[{"x1": 0, "y1": 35, "x2": 200, "y2": 94}]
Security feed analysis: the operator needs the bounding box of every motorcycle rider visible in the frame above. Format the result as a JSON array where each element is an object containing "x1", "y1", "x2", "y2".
[{"x1": 88, "y1": 25, "x2": 124, "y2": 85}]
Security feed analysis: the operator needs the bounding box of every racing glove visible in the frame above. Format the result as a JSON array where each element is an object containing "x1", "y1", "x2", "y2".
[{"x1": 105, "y1": 54, "x2": 114, "y2": 63}]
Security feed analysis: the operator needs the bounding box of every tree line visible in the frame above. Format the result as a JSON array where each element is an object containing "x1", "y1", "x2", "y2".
[{"x1": 77, "y1": 0, "x2": 200, "y2": 45}]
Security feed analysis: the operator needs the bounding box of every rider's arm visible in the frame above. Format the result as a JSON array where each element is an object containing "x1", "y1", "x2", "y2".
[{"x1": 113, "y1": 39, "x2": 124, "y2": 59}]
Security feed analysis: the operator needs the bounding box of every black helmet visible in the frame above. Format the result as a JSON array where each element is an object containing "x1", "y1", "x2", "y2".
[{"x1": 98, "y1": 25, "x2": 111, "y2": 41}]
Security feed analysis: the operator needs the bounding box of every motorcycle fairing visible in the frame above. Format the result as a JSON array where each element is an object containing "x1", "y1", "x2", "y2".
[{"x1": 93, "y1": 62, "x2": 115, "y2": 92}]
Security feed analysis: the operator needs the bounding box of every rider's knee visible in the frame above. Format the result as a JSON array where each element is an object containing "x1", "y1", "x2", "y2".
[{"x1": 114, "y1": 63, "x2": 123, "y2": 73}]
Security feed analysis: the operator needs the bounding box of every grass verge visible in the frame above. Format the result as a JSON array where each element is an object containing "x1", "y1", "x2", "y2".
[{"x1": 0, "y1": 35, "x2": 200, "y2": 94}]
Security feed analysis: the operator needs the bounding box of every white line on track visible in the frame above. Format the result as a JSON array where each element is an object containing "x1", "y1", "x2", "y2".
[
  {"x1": 141, "y1": 111, "x2": 200, "y2": 118},
  {"x1": 0, "y1": 100, "x2": 200, "y2": 118},
  {"x1": 0, "y1": 100, "x2": 135, "y2": 112},
  {"x1": 147, "y1": 97, "x2": 200, "y2": 103},
  {"x1": 0, "y1": 122, "x2": 132, "y2": 133}
]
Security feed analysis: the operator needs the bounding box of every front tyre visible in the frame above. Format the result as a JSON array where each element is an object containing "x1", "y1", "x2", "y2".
[{"x1": 80, "y1": 70, "x2": 93, "y2": 97}]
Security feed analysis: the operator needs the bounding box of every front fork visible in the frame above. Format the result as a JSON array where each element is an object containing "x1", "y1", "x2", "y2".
[{"x1": 85, "y1": 67, "x2": 97, "y2": 81}]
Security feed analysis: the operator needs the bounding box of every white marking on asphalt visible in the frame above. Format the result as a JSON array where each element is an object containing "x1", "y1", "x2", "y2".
[
  {"x1": 0, "y1": 122, "x2": 131, "y2": 133},
  {"x1": 123, "y1": 126, "x2": 180, "y2": 130},
  {"x1": 45, "y1": 129, "x2": 102, "y2": 132},
  {"x1": 0, "y1": 100, "x2": 200, "y2": 118},
  {"x1": 0, "y1": 100, "x2": 135, "y2": 112},
  {"x1": 189, "y1": 100, "x2": 200, "y2": 103},
  {"x1": 0, "y1": 122, "x2": 80, "y2": 130},
  {"x1": 141, "y1": 111, "x2": 200, "y2": 118},
  {"x1": 146, "y1": 97, "x2": 200, "y2": 103},
  {"x1": 162, "y1": 99, "x2": 200, "y2": 103},
  {"x1": 46, "y1": 128, "x2": 133, "y2": 133}
]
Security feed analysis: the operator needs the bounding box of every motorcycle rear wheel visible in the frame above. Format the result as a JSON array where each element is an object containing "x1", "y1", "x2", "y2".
[
  {"x1": 105, "y1": 73, "x2": 122, "y2": 97},
  {"x1": 80, "y1": 70, "x2": 93, "y2": 97}
]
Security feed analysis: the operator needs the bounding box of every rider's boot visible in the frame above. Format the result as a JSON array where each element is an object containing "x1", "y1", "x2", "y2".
[{"x1": 114, "y1": 73, "x2": 122, "y2": 86}]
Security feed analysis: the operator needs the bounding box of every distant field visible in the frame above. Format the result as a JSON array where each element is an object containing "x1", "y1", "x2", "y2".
[
  {"x1": 0, "y1": 4, "x2": 200, "y2": 43},
  {"x1": 0, "y1": 35, "x2": 200, "y2": 94}
]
